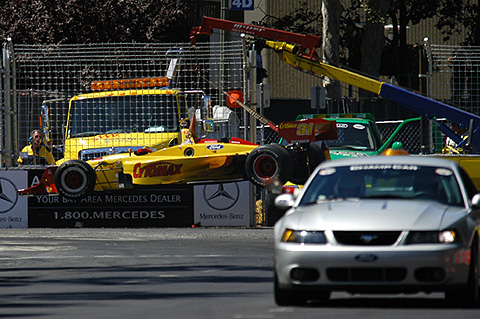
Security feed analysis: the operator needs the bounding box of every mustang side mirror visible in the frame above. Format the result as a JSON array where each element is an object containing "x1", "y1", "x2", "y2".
[
  {"x1": 275, "y1": 193, "x2": 295, "y2": 210},
  {"x1": 472, "y1": 193, "x2": 480, "y2": 208}
]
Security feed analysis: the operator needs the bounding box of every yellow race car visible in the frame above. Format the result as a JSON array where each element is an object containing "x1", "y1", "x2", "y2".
[{"x1": 19, "y1": 118, "x2": 335, "y2": 199}]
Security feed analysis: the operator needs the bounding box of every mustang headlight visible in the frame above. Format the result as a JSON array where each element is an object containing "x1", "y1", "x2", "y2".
[
  {"x1": 406, "y1": 230, "x2": 458, "y2": 244},
  {"x1": 281, "y1": 229, "x2": 327, "y2": 244}
]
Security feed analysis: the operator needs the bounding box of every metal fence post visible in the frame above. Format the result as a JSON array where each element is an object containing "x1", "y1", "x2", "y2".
[
  {"x1": 2, "y1": 38, "x2": 16, "y2": 168},
  {"x1": 1, "y1": 42, "x2": 4, "y2": 168},
  {"x1": 248, "y1": 48, "x2": 257, "y2": 144},
  {"x1": 420, "y1": 37, "x2": 435, "y2": 154},
  {"x1": 423, "y1": 37, "x2": 433, "y2": 97}
]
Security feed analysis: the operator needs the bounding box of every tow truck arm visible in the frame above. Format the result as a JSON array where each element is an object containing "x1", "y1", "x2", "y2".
[
  {"x1": 268, "y1": 41, "x2": 480, "y2": 151},
  {"x1": 191, "y1": 16, "x2": 480, "y2": 153},
  {"x1": 190, "y1": 16, "x2": 321, "y2": 59}
]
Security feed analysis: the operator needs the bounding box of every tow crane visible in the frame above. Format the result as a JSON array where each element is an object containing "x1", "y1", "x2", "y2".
[{"x1": 190, "y1": 16, "x2": 480, "y2": 154}]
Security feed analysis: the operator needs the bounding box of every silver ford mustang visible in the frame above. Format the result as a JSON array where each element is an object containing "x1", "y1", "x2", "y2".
[{"x1": 273, "y1": 156, "x2": 480, "y2": 306}]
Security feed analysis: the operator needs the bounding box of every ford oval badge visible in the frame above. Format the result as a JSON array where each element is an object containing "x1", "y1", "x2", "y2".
[
  {"x1": 207, "y1": 144, "x2": 224, "y2": 151},
  {"x1": 354, "y1": 254, "x2": 378, "y2": 262}
]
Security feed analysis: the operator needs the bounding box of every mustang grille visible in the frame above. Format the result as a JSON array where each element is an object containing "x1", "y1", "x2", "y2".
[
  {"x1": 327, "y1": 267, "x2": 407, "y2": 282},
  {"x1": 333, "y1": 231, "x2": 401, "y2": 246}
]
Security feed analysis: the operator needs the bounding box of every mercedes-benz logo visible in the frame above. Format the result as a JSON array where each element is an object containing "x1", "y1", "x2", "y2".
[
  {"x1": 0, "y1": 177, "x2": 19, "y2": 214},
  {"x1": 203, "y1": 183, "x2": 240, "y2": 210}
]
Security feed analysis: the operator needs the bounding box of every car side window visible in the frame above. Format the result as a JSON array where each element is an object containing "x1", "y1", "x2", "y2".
[{"x1": 458, "y1": 166, "x2": 478, "y2": 199}]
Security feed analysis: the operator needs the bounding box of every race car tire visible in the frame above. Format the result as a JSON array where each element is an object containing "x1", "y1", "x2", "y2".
[
  {"x1": 289, "y1": 143, "x2": 326, "y2": 185},
  {"x1": 245, "y1": 144, "x2": 293, "y2": 188},
  {"x1": 54, "y1": 160, "x2": 96, "y2": 199}
]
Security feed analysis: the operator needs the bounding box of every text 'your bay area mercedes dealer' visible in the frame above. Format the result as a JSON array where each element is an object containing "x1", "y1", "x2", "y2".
[{"x1": 0, "y1": 169, "x2": 252, "y2": 228}]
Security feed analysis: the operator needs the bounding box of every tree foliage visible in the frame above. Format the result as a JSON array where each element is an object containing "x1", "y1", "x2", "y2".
[
  {"x1": 253, "y1": 0, "x2": 479, "y2": 90},
  {"x1": 436, "y1": 0, "x2": 480, "y2": 45},
  {"x1": 0, "y1": 0, "x2": 190, "y2": 44},
  {"x1": 254, "y1": 0, "x2": 322, "y2": 35}
]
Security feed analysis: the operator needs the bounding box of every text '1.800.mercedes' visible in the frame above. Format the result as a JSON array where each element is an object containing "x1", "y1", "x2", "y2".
[{"x1": 273, "y1": 156, "x2": 480, "y2": 307}]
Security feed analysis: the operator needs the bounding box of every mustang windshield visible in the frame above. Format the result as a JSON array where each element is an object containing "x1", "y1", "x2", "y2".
[
  {"x1": 300, "y1": 164, "x2": 464, "y2": 207},
  {"x1": 68, "y1": 94, "x2": 180, "y2": 138}
]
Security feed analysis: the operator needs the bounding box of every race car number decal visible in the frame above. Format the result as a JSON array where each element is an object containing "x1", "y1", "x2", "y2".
[
  {"x1": 278, "y1": 118, "x2": 337, "y2": 143},
  {"x1": 296, "y1": 123, "x2": 314, "y2": 136},
  {"x1": 133, "y1": 162, "x2": 183, "y2": 178}
]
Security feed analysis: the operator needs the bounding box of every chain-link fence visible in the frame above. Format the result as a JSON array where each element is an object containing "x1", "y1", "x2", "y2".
[
  {"x1": 4, "y1": 40, "x2": 480, "y2": 226},
  {"x1": 428, "y1": 42, "x2": 480, "y2": 114},
  {"x1": 418, "y1": 41, "x2": 480, "y2": 153},
  {"x1": 1, "y1": 40, "x2": 247, "y2": 167},
  {"x1": 4, "y1": 40, "x2": 480, "y2": 166}
]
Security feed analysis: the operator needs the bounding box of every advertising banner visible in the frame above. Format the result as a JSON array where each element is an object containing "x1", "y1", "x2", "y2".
[
  {"x1": 2, "y1": 168, "x2": 252, "y2": 228},
  {"x1": 194, "y1": 181, "x2": 251, "y2": 227},
  {"x1": 0, "y1": 169, "x2": 29, "y2": 228},
  {"x1": 28, "y1": 185, "x2": 194, "y2": 228}
]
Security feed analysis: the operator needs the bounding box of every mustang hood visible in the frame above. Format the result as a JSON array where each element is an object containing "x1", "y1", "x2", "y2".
[{"x1": 284, "y1": 200, "x2": 468, "y2": 231}]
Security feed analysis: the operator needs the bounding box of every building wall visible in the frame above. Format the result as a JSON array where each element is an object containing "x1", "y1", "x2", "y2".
[
  {"x1": 199, "y1": 1, "x2": 469, "y2": 100},
  {"x1": 245, "y1": 0, "x2": 469, "y2": 99}
]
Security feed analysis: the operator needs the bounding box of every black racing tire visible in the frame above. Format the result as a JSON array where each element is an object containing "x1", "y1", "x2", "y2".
[
  {"x1": 289, "y1": 143, "x2": 326, "y2": 185},
  {"x1": 245, "y1": 144, "x2": 293, "y2": 188},
  {"x1": 307, "y1": 142, "x2": 327, "y2": 169},
  {"x1": 54, "y1": 160, "x2": 96, "y2": 199}
]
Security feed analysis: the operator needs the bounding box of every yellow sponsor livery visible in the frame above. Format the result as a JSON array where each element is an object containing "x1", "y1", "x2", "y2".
[
  {"x1": 133, "y1": 162, "x2": 183, "y2": 178},
  {"x1": 278, "y1": 122, "x2": 298, "y2": 129}
]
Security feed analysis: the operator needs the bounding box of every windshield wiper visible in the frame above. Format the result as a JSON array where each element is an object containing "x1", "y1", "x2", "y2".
[
  {"x1": 365, "y1": 195, "x2": 406, "y2": 199},
  {"x1": 339, "y1": 145, "x2": 368, "y2": 150},
  {"x1": 303, "y1": 196, "x2": 343, "y2": 204},
  {"x1": 105, "y1": 129, "x2": 127, "y2": 134},
  {"x1": 71, "y1": 131, "x2": 103, "y2": 138}
]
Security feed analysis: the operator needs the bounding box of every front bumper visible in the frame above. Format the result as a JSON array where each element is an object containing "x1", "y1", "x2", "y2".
[{"x1": 275, "y1": 243, "x2": 471, "y2": 294}]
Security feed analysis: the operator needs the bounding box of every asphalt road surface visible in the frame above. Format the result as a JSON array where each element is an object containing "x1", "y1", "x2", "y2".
[{"x1": 0, "y1": 228, "x2": 478, "y2": 318}]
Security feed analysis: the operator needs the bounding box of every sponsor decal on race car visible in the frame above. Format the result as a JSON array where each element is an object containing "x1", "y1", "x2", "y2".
[
  {"x1": 94, "y1": 133, "x2": 119, "y2": 140},
  {"x1": 107, "y1": 161, "x2": 123, "y2": 170},
  {"x1": 206, "y1": 144, "x2": 225, "y2": 151},
  {"x1": 133, "y1": 162, "x2": 183, "y2": 178}
]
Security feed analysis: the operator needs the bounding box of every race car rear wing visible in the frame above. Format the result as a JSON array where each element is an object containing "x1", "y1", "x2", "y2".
[{"x1": 278, "y1": 118, "x2": 337, "y2": 144}]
